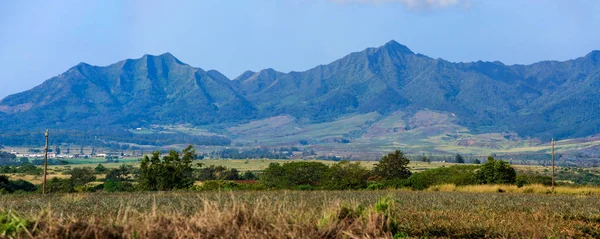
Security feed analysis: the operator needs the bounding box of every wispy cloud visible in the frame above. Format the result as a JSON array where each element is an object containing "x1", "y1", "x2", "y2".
[{"x1": 330, "y1": 0, "x2": 472, "y2": 11}]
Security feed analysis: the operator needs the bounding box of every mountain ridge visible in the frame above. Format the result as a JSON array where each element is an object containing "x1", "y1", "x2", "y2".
[{"x1": 1, "y1": 40, "x2": 600, "y2": 146}]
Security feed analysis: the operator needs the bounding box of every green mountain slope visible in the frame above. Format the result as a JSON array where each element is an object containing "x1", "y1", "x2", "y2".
[
  {"x1": 1, "y1": 41, "x2": 600, "y2": 147},
  {"x1": 0, "y1": 53, "x2": 256, "y2": 130}
]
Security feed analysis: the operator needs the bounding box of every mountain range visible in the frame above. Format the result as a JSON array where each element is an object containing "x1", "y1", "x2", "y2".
[{"x1": 1, "y1": 40, "x2": 600, "y2": 153}]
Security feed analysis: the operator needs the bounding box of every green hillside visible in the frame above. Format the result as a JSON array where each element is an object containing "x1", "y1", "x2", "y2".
[{"x1": 1, "y1": 41, "x2": 600, "y2": 156}]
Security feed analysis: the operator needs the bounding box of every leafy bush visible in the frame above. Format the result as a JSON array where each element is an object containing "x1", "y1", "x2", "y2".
[
  {"x1": 475, "y1": 157, "x2": 516, "y2": 184},
  {"x1": 405, "y1": 165, "x2": 479, "y2": 190},
  {"x1": 103, "y1": 180, "x2": 135, "y2": 192},
  {"x1": 5, "y1": 180, "x2": 36, "y2": 193},
  {"x1": 45, "y1": 178, "x2": 75, "y2": 193},
  {"x1": 0, "y1": 163, "x2": 42, "y2": 175},
  {"x1": 0, "y1": 175, "x2": 37, "y2": 193},
  {"x1": 261, "y1": 161, "x2": 329, "y2": 188},
  {"x1": 516, "y1": 173, "x2": 552, "y2": 187},
  {"x1": 138, "y1": 145, "x2": 195, "y2": 191},
  {"x1": 323, "y1": 161, "x2": 371, "y2": 190},
  {"x1": 194, "y1": 165, "x2": 240, "y2": 181}
]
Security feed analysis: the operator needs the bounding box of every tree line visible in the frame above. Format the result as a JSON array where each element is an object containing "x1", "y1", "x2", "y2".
[{"x1": 1, "y1": 146, "x2": 559, "y2": 194}]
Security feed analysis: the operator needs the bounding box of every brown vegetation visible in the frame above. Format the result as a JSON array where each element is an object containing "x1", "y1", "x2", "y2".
[{"x1": 1, "y1": 190, "x2": 600, "y2": 238}]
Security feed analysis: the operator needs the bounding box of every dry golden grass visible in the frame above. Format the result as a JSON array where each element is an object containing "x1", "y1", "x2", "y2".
[
  {"x1": 4, "y1": 173, "x2": 70, "y2": 185},
  {"x1": 1, "y1": 191, "x2": 600, "y2": 238},
  {"x1": 426, "y1": 184, "x2": 600, "y2": 195}
]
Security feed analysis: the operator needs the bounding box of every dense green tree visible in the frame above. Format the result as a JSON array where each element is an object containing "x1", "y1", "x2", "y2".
[
  {"x1": 473, "y1": 159, "x2": 481, "y2": 164},
  {"x1": 105, "y1": 164, "x2": 135, "y2": 181},
  {"x1": 372, "y1": 150, "x2": 411, "y2": 180},
  {"x1": 455, "y1": 154, "x2": 465, "y2": 164},
  {"x1": 323, "y1": 161, "x2": 371, "y2": 190},
  {"x1": 475, "y1": 157, "x2": 516, "y2": 184},
  {"x1": 95, "y1": 164, "x2": 108, "y2": 174},
  {"x1": 69, "y1": 167, "x2": 96, "y2": 186},
  {"x1": 138, "y1": 145, "x2": 195, "y2": 191},
  {"x1": 261, "y1": 162, "x2": 329, "y2": 188}
]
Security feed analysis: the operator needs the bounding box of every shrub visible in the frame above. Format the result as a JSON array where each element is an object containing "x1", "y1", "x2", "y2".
[
  {"x1": 45, "y1": 178, "x2": 75, "y2": 193},
  {"x1": 366, "y1": 182, "x2": 386, "y2": 190},
  {"x1": 0, "y1": 175, "x2": 37, "y2": 193},
  {"x1": 406, "y1": 165, "x2": 479, "y2": 190},
  {"x1": 240, "y1": 171, "x2": 259, "y2": 180},
  {"x1": 15, "y1": 163, "x2": 42, "y2": 175},
  {"x1": 95, "y1": 164, "x2": 108, "y2": 174},
  {"x1": 516, "y1": 173, "x2": 552, "y2": 187},
  {"x1": 103, "y1": 180, "x2": 135, "y2": 192},
  {"x1": 195, "y1": 165, "x2": 241, "y2": 181},
  {"x1": 5, "y1": 180, "x2": 36, "y2": 193},
  {"x1": 475, "y1": 157, "x2": 516, "y2": 184},
  {"x1": 323, "y1": 161, "x2": 371, "y2": 190},
  {"x1": 261, "y1": 162, "x2": 329, "y2": 188}
]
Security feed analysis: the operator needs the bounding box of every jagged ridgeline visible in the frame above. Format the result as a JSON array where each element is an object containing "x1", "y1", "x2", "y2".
[{"x1": 1, "y1": 40, "x2": 600, "y2": 146}]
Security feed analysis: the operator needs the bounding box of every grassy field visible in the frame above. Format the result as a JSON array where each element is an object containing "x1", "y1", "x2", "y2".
[{"x1": 1, "y1": 190, "x2": 600, "y2": 238}]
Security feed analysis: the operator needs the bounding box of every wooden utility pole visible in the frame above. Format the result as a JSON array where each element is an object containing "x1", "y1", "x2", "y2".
[
  {"x1": 42, "y1": 130, "x2": 49, "y2": 194},
  {"x1": 551, "y1": 138, "x2": 555, "y2": 190}
]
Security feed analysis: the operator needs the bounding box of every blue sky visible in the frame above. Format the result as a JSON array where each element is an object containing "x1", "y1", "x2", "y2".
[{"x1": 1, "y1": 0, "x2": 599, "y2": 99}]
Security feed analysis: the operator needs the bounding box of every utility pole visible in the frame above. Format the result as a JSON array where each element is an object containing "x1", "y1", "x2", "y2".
[
  {"x1": 551, "y1": 138, "x2": 555, "y2": 190},
  {"x1": 43, "y1": 130, "x2": 49, "y2": 194}
]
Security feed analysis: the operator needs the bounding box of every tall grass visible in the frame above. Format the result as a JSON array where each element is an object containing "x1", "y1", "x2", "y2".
[
  {"x1": 1, "y1": 190, "x2": 600, "y2": 238},
  {"x1": 427, "y1": 184, "x2": 600, "y2": 195}
]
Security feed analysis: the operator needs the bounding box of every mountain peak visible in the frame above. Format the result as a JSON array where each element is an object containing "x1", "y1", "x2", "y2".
[
  {"x1": 382, "y1": 40, "x2": 414, "y2": 55},
  {"x1": 142, "y1": 52, "x2": 177, "y2": 60},
  {"x1": 139, "y1": 52, "x2": 184, "y2": 65},
  {"x1": 586, "y1": 50, "x2": 600, "y2": 59}
]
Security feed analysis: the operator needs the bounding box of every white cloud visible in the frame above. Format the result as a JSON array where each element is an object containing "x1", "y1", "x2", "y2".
[{"x1": 330, "y1": 0, "x2": 472, "y2": 11}]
